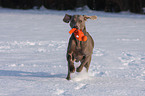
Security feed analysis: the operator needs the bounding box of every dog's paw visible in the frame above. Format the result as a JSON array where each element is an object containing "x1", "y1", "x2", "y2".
[{"x1": 70, "y1": 65, "x2": 75, "y2": 73}]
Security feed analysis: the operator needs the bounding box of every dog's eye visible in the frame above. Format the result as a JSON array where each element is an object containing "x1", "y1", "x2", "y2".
[{"x1": 79, "y1": 20, "x2": 82, "y2": 23}]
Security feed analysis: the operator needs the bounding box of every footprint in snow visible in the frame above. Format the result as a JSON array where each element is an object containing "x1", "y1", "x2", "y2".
[
  {"x1": 118, "y1": 52, "x2": 142, "y2": 66},
  {"x1": 75, "y1": 83, "x2": 87, "y2": 90},
  {"x1": 54, "y1": 89, "x2": 65, "y2": 95}
]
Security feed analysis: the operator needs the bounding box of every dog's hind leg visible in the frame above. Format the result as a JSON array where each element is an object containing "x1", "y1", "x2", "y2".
[{"x1": 84, "y1": 56, "x2": 92, "y2": 72}]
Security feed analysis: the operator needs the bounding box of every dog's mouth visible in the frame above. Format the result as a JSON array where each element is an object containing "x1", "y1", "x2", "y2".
[
  {"x1": 73, "y1": 27, "x2": 82, "y2": 31},
  {"x1": 73, "y1": 26, "x2": 82, "y2": 30}
]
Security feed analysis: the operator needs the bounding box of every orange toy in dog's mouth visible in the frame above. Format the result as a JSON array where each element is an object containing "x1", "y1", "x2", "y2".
[{"x1": 69, "y1": 28, "x2": 87, "y2": 41}]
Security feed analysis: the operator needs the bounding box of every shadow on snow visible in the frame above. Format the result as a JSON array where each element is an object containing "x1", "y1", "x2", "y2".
[{"x1": 0, "y1": 70, "x2": 66, "y2": 78}]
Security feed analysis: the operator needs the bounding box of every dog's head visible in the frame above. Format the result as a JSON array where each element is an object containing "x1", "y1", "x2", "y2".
[{"x1": 63, "y1": 14, "x2": 97, "y2": 31}]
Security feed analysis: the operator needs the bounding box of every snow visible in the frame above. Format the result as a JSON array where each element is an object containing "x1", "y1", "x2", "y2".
[{"x1": 0, "y1": 8, "x2": 145, "y2": 96}]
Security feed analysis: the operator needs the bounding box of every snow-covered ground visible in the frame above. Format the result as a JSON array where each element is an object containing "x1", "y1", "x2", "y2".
[{"x1": 0, "y1": 8, "x2": 145, "y2": 96}]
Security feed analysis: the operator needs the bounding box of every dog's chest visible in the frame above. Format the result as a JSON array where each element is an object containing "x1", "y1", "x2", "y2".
[{"x1": 72, "y1": 47, "x2": 84, "y2": 61}]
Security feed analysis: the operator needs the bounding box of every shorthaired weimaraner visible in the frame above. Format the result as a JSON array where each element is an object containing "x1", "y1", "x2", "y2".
[{"x1": 63, "y1": 14, "x2": 97, "y2": 80}]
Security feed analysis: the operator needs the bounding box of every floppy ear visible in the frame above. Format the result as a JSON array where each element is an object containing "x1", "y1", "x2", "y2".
[
  {"x1": 83, "y1": 15, "x2": 97, "y2": 21},
  {"x1": 63, "y1": 14, "x2": 72, "y2": 23}
]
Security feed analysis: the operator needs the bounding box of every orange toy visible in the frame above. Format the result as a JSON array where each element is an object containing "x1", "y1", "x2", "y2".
[{"x1": 69, "y1": 28, "x2": 87, "y2": 41}]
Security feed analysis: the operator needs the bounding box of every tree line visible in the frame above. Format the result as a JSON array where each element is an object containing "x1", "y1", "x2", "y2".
[{"x1": 0, "y1": 0, "x2": 144, "y2": 14}]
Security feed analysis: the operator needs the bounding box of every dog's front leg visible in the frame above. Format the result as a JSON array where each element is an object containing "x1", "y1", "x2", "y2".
[
  {"x1": 66, "y1": 53, "x2": 75, "y2": 80},
  {"x1": 76, "y1": 55, "x2": 91, "y2": 72}
]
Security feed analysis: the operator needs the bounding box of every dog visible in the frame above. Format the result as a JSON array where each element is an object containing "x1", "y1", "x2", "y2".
[{"x1": 63, "y1": 14, "x2": 97, "y2": 80}]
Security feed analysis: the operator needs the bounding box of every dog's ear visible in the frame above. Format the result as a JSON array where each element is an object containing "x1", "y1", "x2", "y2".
[
  {"x1": 63, "y1": 14, "x2": 72, "y2": 23},
  {"x1": 83, "y1": 15, "x2": 97, "y2": 21}
]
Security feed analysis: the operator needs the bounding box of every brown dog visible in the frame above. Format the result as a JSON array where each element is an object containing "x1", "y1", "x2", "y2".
[{"x1": 63, "y1": 14, "x2": 97, "y2": 80}]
